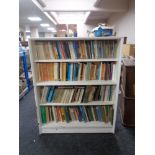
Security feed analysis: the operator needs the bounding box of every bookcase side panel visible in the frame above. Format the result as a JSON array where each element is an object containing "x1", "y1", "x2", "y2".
[
  {"x1": 112, "y1": 38, "x2": 123, "y2": 133},
  {"x1": 29, "y1": 39, "x2": 43, "y2": 134}
]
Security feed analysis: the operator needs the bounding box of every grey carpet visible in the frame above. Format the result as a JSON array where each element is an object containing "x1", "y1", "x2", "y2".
[{"x1": 19, "y1": 88, "x2": 135, "y2": 155}]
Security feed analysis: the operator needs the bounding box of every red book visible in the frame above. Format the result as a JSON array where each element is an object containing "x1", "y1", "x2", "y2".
[{"x1": 60, "y1": 41, "x2": 66, "y2": 59}]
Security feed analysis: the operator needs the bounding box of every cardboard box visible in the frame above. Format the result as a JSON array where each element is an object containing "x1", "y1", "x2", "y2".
[{"x1": 122, "y1": 44, "x2": 135, "y2": 57}]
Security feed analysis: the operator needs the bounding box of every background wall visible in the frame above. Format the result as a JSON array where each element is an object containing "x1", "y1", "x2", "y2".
[
  {"x1": 108, "y1": 0, "x2": 135, "y2": 44},
  {"x1": 77, "y1": 24, "x2": 94, "y2": 37}
]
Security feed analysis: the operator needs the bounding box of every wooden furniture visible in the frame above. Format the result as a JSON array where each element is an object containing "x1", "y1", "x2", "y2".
[
  {"x1": 29, "y1": 37, "x2": 123, "y2": 134},
  {"x1": 120, "y1": 58, "x2": 135, "y2": 126}
]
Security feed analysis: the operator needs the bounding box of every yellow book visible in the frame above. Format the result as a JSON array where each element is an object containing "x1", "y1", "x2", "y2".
[
  {"x1": 49, "y1": 63, "x2": 54, "y2": 81},
  {"x1": 62, "y1": 63, "x2": 66, "y2": 81}
]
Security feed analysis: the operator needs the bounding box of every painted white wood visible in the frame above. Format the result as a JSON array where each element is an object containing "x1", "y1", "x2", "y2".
[
  {"x1": 35, "y1": 80, "x2": 117, "y2": 86},
  {"x1": 41, "y1": 127, "x2": 113, "y2": 134},
  {"x1": 42, "y1": 121, "x2": 112, "y2": 128},
  {"x1": 40, "y1": 101, "x2": 113, "y2": 106},
  {"x1": 111, "y1": 38, "x2": 123, "y2": 133},
  {"x1": 29, "y1": 36, "x2": 123, "y2": 134},
  {"x1": 34, "y1": 58, "x2": 118, "y2": 63},
  {"x1": 29, "y1": 36, "x2": 122, "y2": 41},
  {"x1": 28, "y1": 39, "x2": 42, "y2": 134}
]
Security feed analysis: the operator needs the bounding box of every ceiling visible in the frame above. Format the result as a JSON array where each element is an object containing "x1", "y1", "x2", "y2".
[
  {"x1": 19, "y1": 0, "x2": 130, "y2": 33},
  {"x1": 19, "y1": 0, "x2": 55, "y2": 32}
]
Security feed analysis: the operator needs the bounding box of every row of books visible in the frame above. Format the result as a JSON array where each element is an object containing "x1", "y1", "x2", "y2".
[
  {"x1": 35, "y1": 40, "x2": 117, "y2": 60},
  {"x1": 40, "y1": 105, "x2": 113, "y2": 124},
  {"x1": 40, "y1": 86, "x2": 115, "y2": 103},
  {"x1": 37, "y1": 62, "x2": 116, "y2": 81}
]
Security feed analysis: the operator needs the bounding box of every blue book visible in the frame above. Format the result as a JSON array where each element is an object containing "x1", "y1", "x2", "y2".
[
  {"x1": 47, "y1": 87, "x2": 55, "y2": 102},
  {"x1": 67, "y1": 63, "x2": 71, "y2": 81},
  {"x1": 97, "y1": 63, "x2": 101, "y2": 80},
  {"x1": 46, "y1": 87, "x2": 52, "y2": 102},
  {"x1": 73, "y1": 64, "x2": 76, "y2": 81},
  {"x1": 80, "y1": 106, "x2": 86, "y2": 122},
  {"x1": 96, "y1": 107, "x2": 102, "y2": 121},
  {"x1": 55, "y1": 42, "x2": 62, "y2": 59},
  {"x1": 91, "y1": 41, "x2": 95, "y2": 58},
  {"x1": 98, "y1": 106, "x2": 104, "y2": 121},
  {"x1": 73, "y1": 41, "x2": 78, "y2": 58}
]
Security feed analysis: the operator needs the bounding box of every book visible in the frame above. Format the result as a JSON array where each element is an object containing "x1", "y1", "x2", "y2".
[
  {"x1": 55, "y1": 41, "x2": 62, "y2": 59},
  {"x1": 45, "y1": 106, "x2": 50, "y2": 123},
  {"x1": 67, "y1": 63, "x2": 71, "y2": 81},
  {"x1": 40, "y1": 106, "x2": 46, "y2": 123}
]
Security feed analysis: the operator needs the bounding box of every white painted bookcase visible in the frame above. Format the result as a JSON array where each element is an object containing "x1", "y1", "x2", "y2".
[{"x1": 29, "y1": 37, "x2": 123, "y2": 134}]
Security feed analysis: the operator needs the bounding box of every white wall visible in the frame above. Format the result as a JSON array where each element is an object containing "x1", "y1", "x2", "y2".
[
  {"x1": 77, "y1": 24, "x2": 94, "y2": 37},
  {"x1": 108, "y1": 0, "x2": 135, "y2": 44}
]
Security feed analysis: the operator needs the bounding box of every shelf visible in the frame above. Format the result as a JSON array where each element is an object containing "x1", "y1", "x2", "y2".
[
  {"x1": 35, "y1": 80, "x2": 117, "y2": 86},
  {"x1": 40, "y1": 101, "x2": 113, "y2": 106},
  {"x1": 30, "y1": 36, "x2": 122, "y2": 41},
  {"x1": 42, "y1": 121, "x2": 113, "y2": 129},
  {"x1": 34, "y1": 58, "x2": 118, "y2": 63}
]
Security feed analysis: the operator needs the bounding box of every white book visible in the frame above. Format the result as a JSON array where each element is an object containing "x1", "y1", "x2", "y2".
[
  {"x1": 41, "y1": 87, "x2": 48, "y2": 103},
  {"x1": 75, "y1": 88, "x2": 81, "y2": 102},
  {"x1": 59, "y1": 63, "x2": 62, "y2": 81},
  {"x1": 78, "y1": 88, "x2": 85, "y2": 103},
  {"x1": 110, "y1": 86, "x2": 115, "y2": 101},
  {"x1": 64, "y1": 89, "x2": 70, "y2": 103},
  {"x1": 68, "y1": 41, "x2": 75, "y2": 59},
  {"x1": 52, "y1": 107, "x2": 57, "y2": 122},
  {"x1": 104, "y1": 86, "x2": 110, "y2": 101},
  {"x1": 70, "y1": 63, "x2": 73, "y2": 81},
  {"x1": 61, "y1": 89, "x2": 66, "y2": 103},
  {"x1": 36, "y1": 42, "x2": 45, "y2": 59},
  {"x1": 77, "y1": 63, "x2": 82, "y2": 81},
  {"x1": 100, "y1": 86, "x2": 106, "y2": 101},
  {"x1": 69, "y1": 89, "x2": 75, "y2": 103},
  {"x1": 47, "y1": 42, "x2": 54, "y2": 59}
]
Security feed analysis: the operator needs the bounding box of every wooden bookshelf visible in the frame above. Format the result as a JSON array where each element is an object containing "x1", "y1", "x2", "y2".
[{"x1": 29, "y1": 37, "x2": 123, "y2": 134}]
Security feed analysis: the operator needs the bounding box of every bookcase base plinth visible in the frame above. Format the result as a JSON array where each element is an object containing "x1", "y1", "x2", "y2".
[
  {"x1": 41, "y1": 127, "x2": 114, "y2": 134},
  {"x1": 40, "y1": 121, "x2": 114, "y2": 134}
]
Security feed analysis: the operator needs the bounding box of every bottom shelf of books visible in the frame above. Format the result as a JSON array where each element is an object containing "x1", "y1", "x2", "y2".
[
  {"x1": 37, "y1": 85, "x2": 116, "y2": 133},
  {"x1": 39, "y1": 105, "x2": 114, "y2": 133}
]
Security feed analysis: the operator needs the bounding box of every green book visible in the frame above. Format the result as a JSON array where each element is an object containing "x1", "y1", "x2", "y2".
[{"x1": 40, "y1": 106, "x2": 47, "y2": 124}]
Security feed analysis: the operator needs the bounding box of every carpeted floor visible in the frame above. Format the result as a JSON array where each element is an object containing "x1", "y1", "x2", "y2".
[{"x1": 19, "y1": 88, "x2": 135, "y2": 155}]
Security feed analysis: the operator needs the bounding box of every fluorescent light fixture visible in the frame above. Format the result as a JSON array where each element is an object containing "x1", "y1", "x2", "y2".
[
  {"x1": 44, "y1": 12, "x2": 57, "y2": 25},
  {"x1": 28, "y1": 17, "x2": 42, "y2": 21},
  {"x1": 47, "y1": 27, "x2": 55, "y2": 31},
  {"x1": 40, "y1": 23, "x2": 50, "y2": 27},
  {"x1": 26, "y1": 30, "x2": 30, "y2": 33}
]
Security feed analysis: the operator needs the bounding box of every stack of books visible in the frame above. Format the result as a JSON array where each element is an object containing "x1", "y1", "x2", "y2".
[
  {"x1": 40, "y1": 105, "x2": 113, "y2": 124},
  {"x1": 35, "y1": 40, "x2": 117, "y2": 59},
  {"x1": 37, "y1": 62, "x2": 116, "y2": 81},
  {"x1": 40, "y1": 86, "x2": 115, "y2": 103}
]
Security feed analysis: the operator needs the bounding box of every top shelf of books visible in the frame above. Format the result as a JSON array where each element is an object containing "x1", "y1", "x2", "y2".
[{"x1": 29, "y1": 37, "x2": 121, "y2": 60}]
